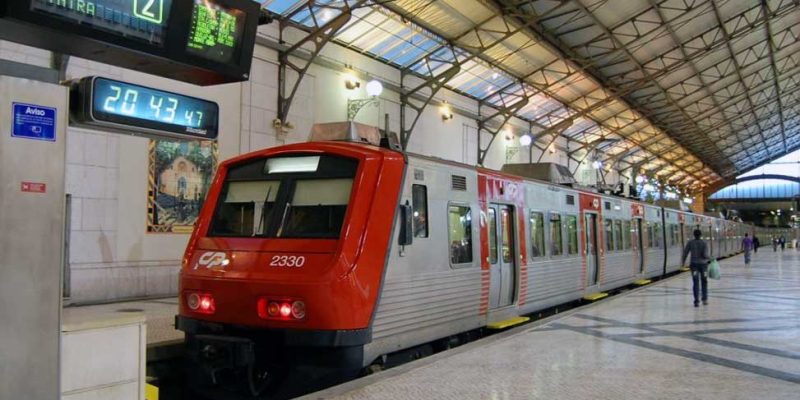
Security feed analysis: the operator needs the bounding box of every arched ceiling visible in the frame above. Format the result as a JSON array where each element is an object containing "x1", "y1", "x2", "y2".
[{"x1": 261, "y1": 0, "x2": 800, "y2": 194}]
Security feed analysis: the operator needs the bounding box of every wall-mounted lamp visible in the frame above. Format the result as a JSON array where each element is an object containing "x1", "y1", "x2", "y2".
[
  {"x1": 365, "y1": 79, "x2": 383, "y2": 97},
  {"x1": 440, "y1": 101, "x2": 454, "y2": 121},
  {"x1": 344, "y1": 73, "x2": 360, "y2": 90},
  {"x1": 503, "y1": 128, "x2": 513, "y2": 141},
  {"x1": 347, "y1": 79, "x2": 383, "y2": 120}
]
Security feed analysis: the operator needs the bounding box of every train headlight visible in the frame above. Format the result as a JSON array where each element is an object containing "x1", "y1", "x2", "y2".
[
  {"x1": 186, "y1": 291, "x2": 215, "y2": 314},
  {"x1": 257, "y1": 297, "x2": 306, "y2": 321},
  {"x1": 187, "y1": 293, "x2": 200, "y2": 310},
  {"x1": 291, "y1": 301, "x2": 306, "y2": 319},
  {"x1": 279, "y1": 303, "x2": 292, "y2": 318}
]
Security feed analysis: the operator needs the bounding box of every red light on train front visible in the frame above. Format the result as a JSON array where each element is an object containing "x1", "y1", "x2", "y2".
[
  {"x1": 257, "y1": 298, "x2": 305, "y2": 321},
  {"x1": 186, "y1": 292, "x2": 215, "y2": 314},
  {"x1": 279, "y1": 303, "x2": 292, "y2": 317}
]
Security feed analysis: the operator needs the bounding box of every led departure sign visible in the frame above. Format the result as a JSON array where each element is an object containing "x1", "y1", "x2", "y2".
[
  {"x1": 30, "y1": 0, "x2": 173, "y2": 44},
  {"x1": 186, "y1": 0, "x2": 245, "y2": 63},
  {"x1": 0, "y1": 0, "x2": 261, "y2": 85},
  {"x1": 71, "y1": 76, "x2": 219, "y2": 140}
]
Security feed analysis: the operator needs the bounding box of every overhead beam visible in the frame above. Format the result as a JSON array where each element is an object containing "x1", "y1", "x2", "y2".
[
  {"x1": 277, "y1": 0, "x2": 368, "y2": 125},
  {"x1": 762, "y1": 0, "x2": 789, "y2": 154}
]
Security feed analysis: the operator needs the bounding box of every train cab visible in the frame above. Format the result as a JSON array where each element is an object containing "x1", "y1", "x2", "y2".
[{"x1": 176, "y1": 129, "x2": 407, "y2": 392}]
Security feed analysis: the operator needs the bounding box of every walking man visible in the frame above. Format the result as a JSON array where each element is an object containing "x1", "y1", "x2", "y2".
[
  {"x1": 753, "y1": 236, "x2": 760, "y2": 253},
  {"x1": 742, "y1": 233, "x2": 753, "y2": 266},
  {"x1": 780, "y1": 236, "x2": 786, "y2": 251},
  {"x1": 682, "y1": 229, "x2": 710, "y2": 307}
]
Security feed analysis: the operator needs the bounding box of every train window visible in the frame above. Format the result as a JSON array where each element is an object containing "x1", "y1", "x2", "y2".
[
  {"x1": 566, "y1": 215, "x2": 579, "y2": 255},
  {"x1": 604, "y1": 219, "x2": 614, "y2": 251},
  {"x1": 448, "y1": 205, "x2": 473, "y2": 265},
  {"x1": 488, "y1": 209, "x2": 498, "y2": 264},
  {"x1": 549, "y1": 213, "x2": 563, "y2": 256},
  {"x1": 529, "y1": 212, "x2": 545, "y2": 258},
  {"x1": 670, "y1": 224, "x2": 679, "y2": 246},
  {"x1": 278, "y1": 178, "x2": 354, "y2": 238},
  {"x1": 412, "y1": 184, "x2": 429, "y2": 238},
  {"x1": 211, "y1": 180, "x2": 281, "y2": 236},
  {"x1": 653, "y1": 223, "x2": 662, "y2": 248},
  {"x1": 566, "y1": 195, "x2": 575, "y2": 205},
  {"x1": 211, "y1": 154, "x2": 358, "y2": 238},
  {"x1": 501, "y1": 209, "x2": 513, "y2": 263},
  {"x1": 646, "y1": 224, "x2": 653, "y2": 248},
  {"x1": 614, "y1": 220, "x2": 623, "y2": 251},
  {"x1": 622, "y1": 220, "x2": 631, "y2": 250}
]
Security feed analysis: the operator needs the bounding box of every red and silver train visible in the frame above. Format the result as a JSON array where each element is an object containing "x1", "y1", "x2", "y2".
[{"x1": 177, "y1": 123, "x2": 748, "y2": 395}]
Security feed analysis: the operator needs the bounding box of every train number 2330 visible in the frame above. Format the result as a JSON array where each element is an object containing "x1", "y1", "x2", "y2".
[{"x1": 269, "y1": 255, "x2": 306, "y2": 267}]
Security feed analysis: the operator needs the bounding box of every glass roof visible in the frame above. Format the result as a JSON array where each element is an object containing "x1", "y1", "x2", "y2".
[{"x1": 258, "y1": 0, "x2": 800, "y2": 192}]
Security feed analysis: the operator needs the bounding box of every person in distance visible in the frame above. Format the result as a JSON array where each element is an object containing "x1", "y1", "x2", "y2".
[
  {"x1": 742, "y1": 233, "x2": 753, "y2": 267},
  {"x1": 682, "y1": 229, "x2": 710, "y2": 307}
]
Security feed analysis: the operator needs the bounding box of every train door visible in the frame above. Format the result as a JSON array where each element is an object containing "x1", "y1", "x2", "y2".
[
  {"x1": 488, "y1": 204, "x2": 517, "y2": 308},
  {"x1": 584, "y1": 212, "x2": 600, "y2": 287}
]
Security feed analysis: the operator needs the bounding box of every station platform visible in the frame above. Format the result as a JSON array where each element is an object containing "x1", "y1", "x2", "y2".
[
  {"x1": 64, "y1": 297, "x2": 182, "y2": 346},
  {"x1": 304, "y1": 250, "x2": 800, "y2": 400}
]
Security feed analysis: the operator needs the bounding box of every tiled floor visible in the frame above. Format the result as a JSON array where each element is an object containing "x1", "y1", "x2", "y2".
[{"x1": 304, "y1": 250, "x2": 800, "y2": 400}]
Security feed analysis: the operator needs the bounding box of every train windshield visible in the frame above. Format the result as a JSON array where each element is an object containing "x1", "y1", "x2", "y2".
[{"x1": 209, "y1": 155, "x2": 358, "y2": 238}]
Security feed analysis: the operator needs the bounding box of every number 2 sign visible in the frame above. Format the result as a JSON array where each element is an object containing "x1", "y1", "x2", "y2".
[{"x1": 134, "y1": 0, "x2": 165, "y2": 24}]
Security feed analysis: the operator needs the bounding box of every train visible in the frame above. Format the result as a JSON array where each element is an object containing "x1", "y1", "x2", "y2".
[{"x1": 176, "y1": 122, "x2": 751, "y2": 396}]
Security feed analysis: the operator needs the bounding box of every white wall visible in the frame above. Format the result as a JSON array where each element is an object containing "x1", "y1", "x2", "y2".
[{"x1": 1, "y1": 29, "x2": 616, "y2": 302}]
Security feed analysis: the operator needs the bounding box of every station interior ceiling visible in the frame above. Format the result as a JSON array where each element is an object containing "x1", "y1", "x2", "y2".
[{"x1": 261, "y1": 0, "x2": 800, "y2": 195}]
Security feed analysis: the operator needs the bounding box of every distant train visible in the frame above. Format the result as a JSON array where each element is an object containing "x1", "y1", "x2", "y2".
[{"x1": 176, "y1": 123, "x2": 750, "y2": 395}]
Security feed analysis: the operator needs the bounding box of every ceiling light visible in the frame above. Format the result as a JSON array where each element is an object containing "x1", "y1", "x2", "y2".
[{"x1": 519, "y1": 134, "x2": 532, "y2": 146}]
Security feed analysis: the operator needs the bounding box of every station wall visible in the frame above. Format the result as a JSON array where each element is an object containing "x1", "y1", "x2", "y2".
[{"x1": 1, "y1": 30, "x2": 612, "y2": 302}]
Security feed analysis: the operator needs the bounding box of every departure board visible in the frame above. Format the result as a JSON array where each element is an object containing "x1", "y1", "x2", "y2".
[
  {"x1": 1, "y1": 0, "x2": 261, "y2": 85},
  {"x1": 30, "y1": 0, "x2": 174, "y2": 44},
  {"x1": 72, "y1": 77, "x2": 219, "y2": 140},
  {"x1": 186, "y1": 0, "x2": 245, "y2": 63}
]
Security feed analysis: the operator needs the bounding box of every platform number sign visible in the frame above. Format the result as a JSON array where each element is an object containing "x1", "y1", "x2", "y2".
[{"x1": 134, "y1": 0, "x2": 166, "y2": 24}]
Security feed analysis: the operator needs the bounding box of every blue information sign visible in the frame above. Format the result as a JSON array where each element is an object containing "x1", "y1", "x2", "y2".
[{"x1": 12, "y1": 102, "x2": 57, "y2": 142}]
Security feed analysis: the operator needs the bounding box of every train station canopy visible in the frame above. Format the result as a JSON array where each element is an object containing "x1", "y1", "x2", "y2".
[{"x1": 260, "y1": 0, "x2": 800, "y2": 194}]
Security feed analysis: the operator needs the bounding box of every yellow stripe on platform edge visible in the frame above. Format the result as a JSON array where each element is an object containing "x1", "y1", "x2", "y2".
[
  {"x1": 146, "y1": 383, "x2": 159, "y2": 400},
  {"x1": 679, "y1": 266, "x2": 690, "y2": 272},
  {"x1": 633, "y1": 279, "x2": 651, "y2": 285},
  {"x1": 487, "y1": 316, "x2": 530, "y2": 330},
  {"x1": 583, "y1": 292, "x2": 608, "y2": 301}
]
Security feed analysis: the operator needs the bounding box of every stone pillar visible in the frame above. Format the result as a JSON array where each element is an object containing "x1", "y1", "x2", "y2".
[{"x1": 690, "y1": 193, "x2": 706, "y2": 214}]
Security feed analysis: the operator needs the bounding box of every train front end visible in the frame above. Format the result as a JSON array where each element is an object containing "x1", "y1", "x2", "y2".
[{"x1": 176, "y1": 141, "x2": 405, "y2": 394}]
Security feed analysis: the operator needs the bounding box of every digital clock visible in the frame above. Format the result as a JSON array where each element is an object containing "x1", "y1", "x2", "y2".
[
  {"x1": 71, "y1": 76, "x2": 219, "y2": 140},
  {"x1": 0, "y1": 0, "x2": 261, "y2": 85}
]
